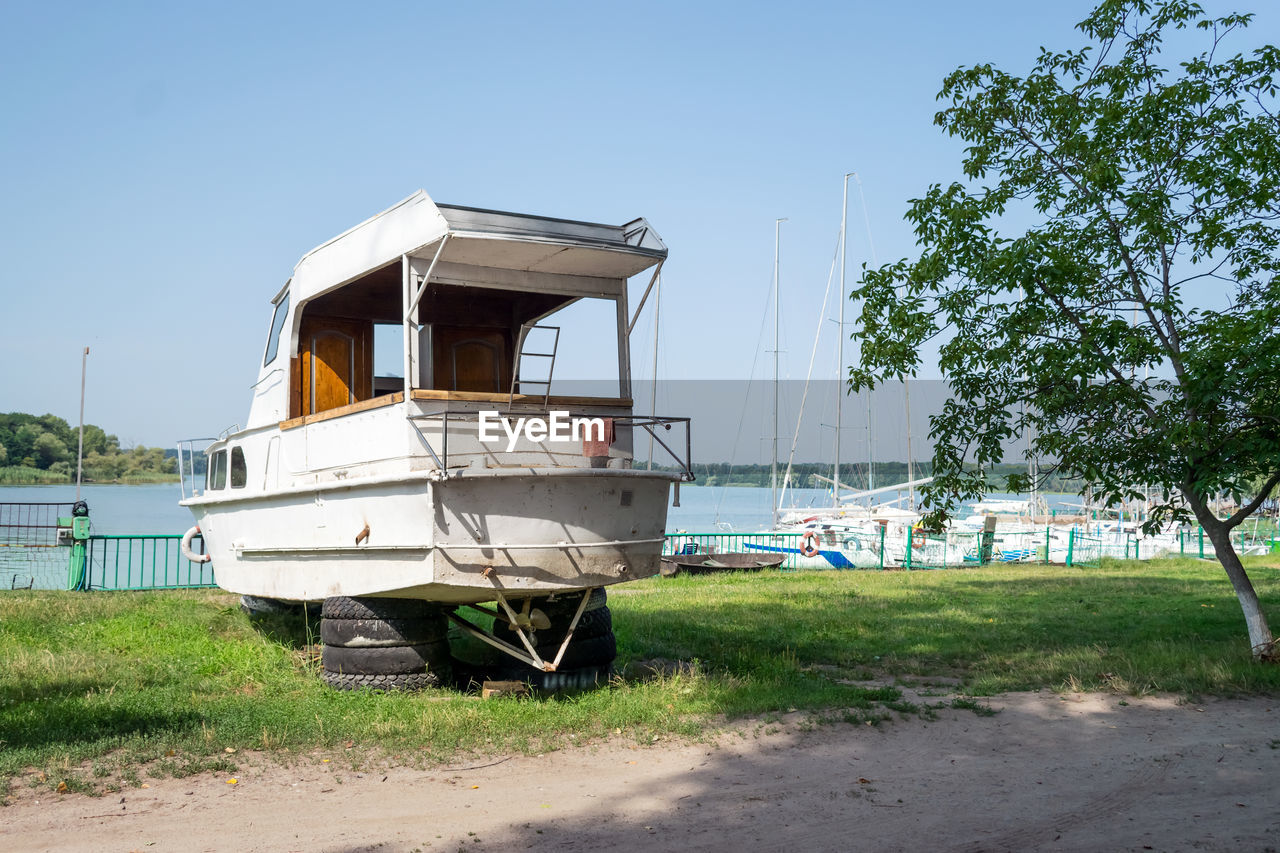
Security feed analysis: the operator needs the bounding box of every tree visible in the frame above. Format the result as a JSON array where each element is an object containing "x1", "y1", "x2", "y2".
[
  {"x1": 80, "y1": 424, "x2": 113, "y2": 457},
  {"x1": 31, "y1": 432, "x2": 69, "y2": 469},
  {"x1": 11, "y1": 423, "x2": 41, "y2": 465},
  {"x1": 851, "y1": 0, "x2": 1280, "y2": 659}
]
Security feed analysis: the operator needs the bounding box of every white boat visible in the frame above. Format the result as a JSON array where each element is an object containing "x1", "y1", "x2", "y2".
[{"x1": 178, "y1": 191, "x2": 690, "y2": 649}]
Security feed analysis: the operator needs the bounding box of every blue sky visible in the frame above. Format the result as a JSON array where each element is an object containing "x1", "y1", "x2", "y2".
[{"x1": 2, "y1": 0, "x2": 1275, "y2": 449}]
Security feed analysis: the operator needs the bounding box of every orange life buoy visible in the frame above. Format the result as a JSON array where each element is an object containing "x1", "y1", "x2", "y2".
[{"x1": 801, "y1": 530, "x2": 820, "y2": 558}]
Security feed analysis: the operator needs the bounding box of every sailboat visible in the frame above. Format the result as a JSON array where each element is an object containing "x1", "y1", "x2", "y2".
[{"x1": 744, "y1": 174, "x2": 932, "y2": 569}]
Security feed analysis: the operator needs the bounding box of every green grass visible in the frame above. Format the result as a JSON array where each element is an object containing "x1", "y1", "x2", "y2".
[
  {"x1": 619, "y1": 555, "x2": 1280, "y2": 696},
  {"x1": 0, "y1": 466, "x2": 68, "y2": 485},
  {"x1": 1, "y1": 555, "x2": 1278, "y2": 798}
]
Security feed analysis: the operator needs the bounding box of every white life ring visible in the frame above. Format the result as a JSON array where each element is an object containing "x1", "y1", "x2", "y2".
[
  {"x1": 801, "y1": 530, "x2": 821, "y2": 558},
  {"x1": 181, "y1": 525, "x2": 212, "y2": 564}
]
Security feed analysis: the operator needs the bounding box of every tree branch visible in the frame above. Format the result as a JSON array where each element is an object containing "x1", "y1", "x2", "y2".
[{"x1": 1227, "y1": 469, "x2": 1280, "y2": 527}]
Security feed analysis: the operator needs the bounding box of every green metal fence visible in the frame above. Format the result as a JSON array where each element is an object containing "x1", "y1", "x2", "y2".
[
  {"x1": 1065, "y1": 530, "x2": 1103, "y2": 568},
  {"x1": 661, "y1": 525, "x2": 1138, "y2": 572},
  {"x1": 81, "y1": 534, "x2": 217, "y2": 591},
  {"x1": 664, "y1": 532, "x2": 810, "y2": 569},
  {"x1": 664, "y1": 529, "x2": 1031, "y2": 571}
]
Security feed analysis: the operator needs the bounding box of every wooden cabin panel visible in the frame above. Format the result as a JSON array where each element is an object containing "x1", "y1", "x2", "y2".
[
  {"x1": 432, "y1": 326, "x2": 510, "y2": 393},
  {"x1": 300, "y1": 316, "x2": 372, "y2": 416}
]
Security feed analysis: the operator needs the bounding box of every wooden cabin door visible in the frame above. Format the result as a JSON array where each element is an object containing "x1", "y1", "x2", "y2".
[
  {"x1": 299, "y1": 316, "x2": 372, "y2": 415},
  {"x1": 432, "y1": 327, "x2": 510, "y2": 393}
]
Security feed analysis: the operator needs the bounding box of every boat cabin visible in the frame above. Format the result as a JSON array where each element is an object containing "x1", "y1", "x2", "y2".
[{"x1": 245, "y1": 194, "x2": 666, "y2": 432}]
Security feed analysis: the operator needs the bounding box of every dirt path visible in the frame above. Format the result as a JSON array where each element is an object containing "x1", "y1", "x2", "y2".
[{"x1": 3, "y1": 691, "x2": 1277, "y2": 852}]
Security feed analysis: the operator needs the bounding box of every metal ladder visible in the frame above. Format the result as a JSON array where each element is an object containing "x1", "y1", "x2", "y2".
[{"x1": 509, "y1": 323, "x2": 559, "y2": 406}]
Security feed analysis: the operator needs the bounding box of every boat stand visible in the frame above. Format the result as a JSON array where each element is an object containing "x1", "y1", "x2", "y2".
[{"x1": 445, "y1": 586, "x2": 598, "y2": 672}]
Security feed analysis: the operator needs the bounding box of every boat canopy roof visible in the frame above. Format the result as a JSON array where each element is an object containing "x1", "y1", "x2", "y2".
[{"x1": 289, "y1": 190, "x2": 667, "y2": 306}]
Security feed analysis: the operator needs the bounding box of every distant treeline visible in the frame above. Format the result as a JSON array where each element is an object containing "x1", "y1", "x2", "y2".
[
  {"x1": 0, "y1": 412, "x2": 176, "y2": 484},
  {"x1": 676, "y1": 461, "x2": 1082, "y2": 493}
]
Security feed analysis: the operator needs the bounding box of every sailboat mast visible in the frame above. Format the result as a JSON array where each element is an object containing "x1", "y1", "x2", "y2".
[
  {"x1": 836, "y1": 174, "x2": 852, "y2": 507},
  {"x1": 772, "y1": 218, "x2": 786, "y2": 527},
  {"x1": 853, "y1": 173, "x2": 877, "y2": 496}
]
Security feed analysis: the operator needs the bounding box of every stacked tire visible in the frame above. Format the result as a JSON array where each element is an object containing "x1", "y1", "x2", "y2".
[
  {"x1": 320, "y1": 597, "x2": 451, "y2": 691},
  {"x1": 452, "y1": 588, "x2": 617, "y2": 691}
]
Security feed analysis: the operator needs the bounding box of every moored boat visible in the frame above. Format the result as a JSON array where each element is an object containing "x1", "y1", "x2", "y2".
[{"x1": 178, "y1": 191, "x2": 692, "y2": 680}]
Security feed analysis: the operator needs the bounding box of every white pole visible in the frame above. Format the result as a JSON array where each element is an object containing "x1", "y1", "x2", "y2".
[
  {"x1": 76, "y1": 347, "x2": 88, "y2": 501},
  {"x1": 772, "y1": 218, "x2": 787, "y2": 527},
  {"x1": 905, "y1": 380, "x2": 913, "y2": 509},
  {"x1": 836, "y1": 173, "x2": 852, "y2": 508},
  {"x1": 402, "y1": 254, "x2": 413, "y2": 398},
  {"x1": 853, "y1": 173, "x2": 878, "y2": 496},
  {"x1": 647, "y1": 273, "x2": 660, "y2": 470}
]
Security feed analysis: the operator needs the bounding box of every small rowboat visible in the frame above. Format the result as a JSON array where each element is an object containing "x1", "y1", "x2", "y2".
[{"x1": 659, "y1": 552, "x2": 786, "y2": 577}]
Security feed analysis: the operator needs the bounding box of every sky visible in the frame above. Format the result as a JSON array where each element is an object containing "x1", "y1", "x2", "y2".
[{"x1": 2, "y1": 0, "x2": 1276, "y2": 452}]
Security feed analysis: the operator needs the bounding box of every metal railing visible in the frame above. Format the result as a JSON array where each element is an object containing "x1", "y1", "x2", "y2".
[
  {"x1": 662, "y1": 526, "x2": 1117, "y2": 571},
  {"x1": 1, "y1": 502, "x2": 77, "y2": 590},
  {"x1": 664, "y1": 532, "x2": 809, "y2": 569},
  {"x1": 408, "y1": 410, "x2": 695, "y2": 480},
  {"x1": 82, "y1": 534, "x2": 217, "y2": 591}
]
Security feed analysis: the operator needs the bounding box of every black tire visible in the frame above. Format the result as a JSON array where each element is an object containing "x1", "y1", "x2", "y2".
[
  {"x1": 533, "y1": 632, "x2": 617, "y2": 669},
  {"x1": 453, "y1": 628, "x2": 616, "y2": 670},
  {"x1": 321, "y1": 670, "x2": 445, "y2": 691},
  {"x1": 531, "y1": 664, "x2": 613, "y2": 691},
  {"x1": 450, "y1": 658, "x2": 613, "y2": 693},
  {"x1": 321, "y1": 615, "x2": 447, "y2": 647},
  {"x1": 541, "y1": 588, "x2": 607, "y2": 616},
  {"x1": 321, "y1": 596, "x2": 436, "y2": 621},
  {"x1": 502, "y1": 604, "x2": 613, "y2": 644},
  {"x1": 322, "y1": 640, "x2": 451, "y2": 675}
]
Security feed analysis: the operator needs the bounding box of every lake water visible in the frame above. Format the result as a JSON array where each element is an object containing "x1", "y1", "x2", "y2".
[
  {"x1": 0, "y1": 482, "x2": 1076, "y2": 536},
  {"x1": 0, "y1": 483, "x2": 193, "y2": 535}
]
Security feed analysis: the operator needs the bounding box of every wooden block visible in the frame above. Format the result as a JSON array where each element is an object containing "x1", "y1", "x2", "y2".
[{"x1": 481, "y1": 680, "x2": 530, "y2": 699}]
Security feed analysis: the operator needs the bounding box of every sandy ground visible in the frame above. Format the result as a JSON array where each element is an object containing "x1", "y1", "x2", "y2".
[{"x1": 3, "y1": 691, "x2": 1278, "y2": 853}]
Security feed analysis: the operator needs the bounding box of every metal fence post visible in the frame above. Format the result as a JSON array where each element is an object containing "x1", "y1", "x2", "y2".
[
  {"x1": 904, "y1": 526, "x2": 914, "y2": 570},
  {"x1": 1198, "y1": 526, "x2": 1204, "y2": 559},
  {"x1": 1067, "y1": 528, "x2": 1076, "y2": 567},
  {"x1": 879, "y1": 524, "x2": 885, "y2": 569}
]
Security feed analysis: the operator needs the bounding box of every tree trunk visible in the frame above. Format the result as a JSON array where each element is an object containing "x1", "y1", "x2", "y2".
[{"x1": 1197, "y1": 511, "x2": 1275, "y2": 660}]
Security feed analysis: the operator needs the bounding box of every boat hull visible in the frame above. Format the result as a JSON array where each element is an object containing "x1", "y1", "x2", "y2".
[
  {"x1": 659, "y1": 552, "x2": 785, "y2": 576},
  {"x1": 185, "y1": 469, "x2": 674, "y2": 604}
]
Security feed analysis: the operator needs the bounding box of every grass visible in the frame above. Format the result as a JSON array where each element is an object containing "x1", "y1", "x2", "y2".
[
  {"x1": 1, "y1": 554, "x2": 1278, "y2": 798},
  {"x1": 0, "y1": 466, "x2": 68, "y2": 485},
  {"x1": 619, "y1": 555, "x2": 1280, "y2": 697}
]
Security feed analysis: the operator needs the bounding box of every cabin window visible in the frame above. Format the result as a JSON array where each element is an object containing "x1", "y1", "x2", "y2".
[
  {"x1": 230, "y1": 447, "x2": 247, "y2": 489},
  {"x1": 207, "y1": 450, "x2": 227, "y2": 491},
  {"x1": 517, "y1": 296, "x2": 622, "y2": 398},
  {"x1": 418, "y1": 283, "x2": 624, "y2": 399},
  {"x1": 373, "y1": 323, "x2": 403, "y2": 397},
  {"x1": 264, "y1": 292, "x2": 290, "y2": 367}
]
